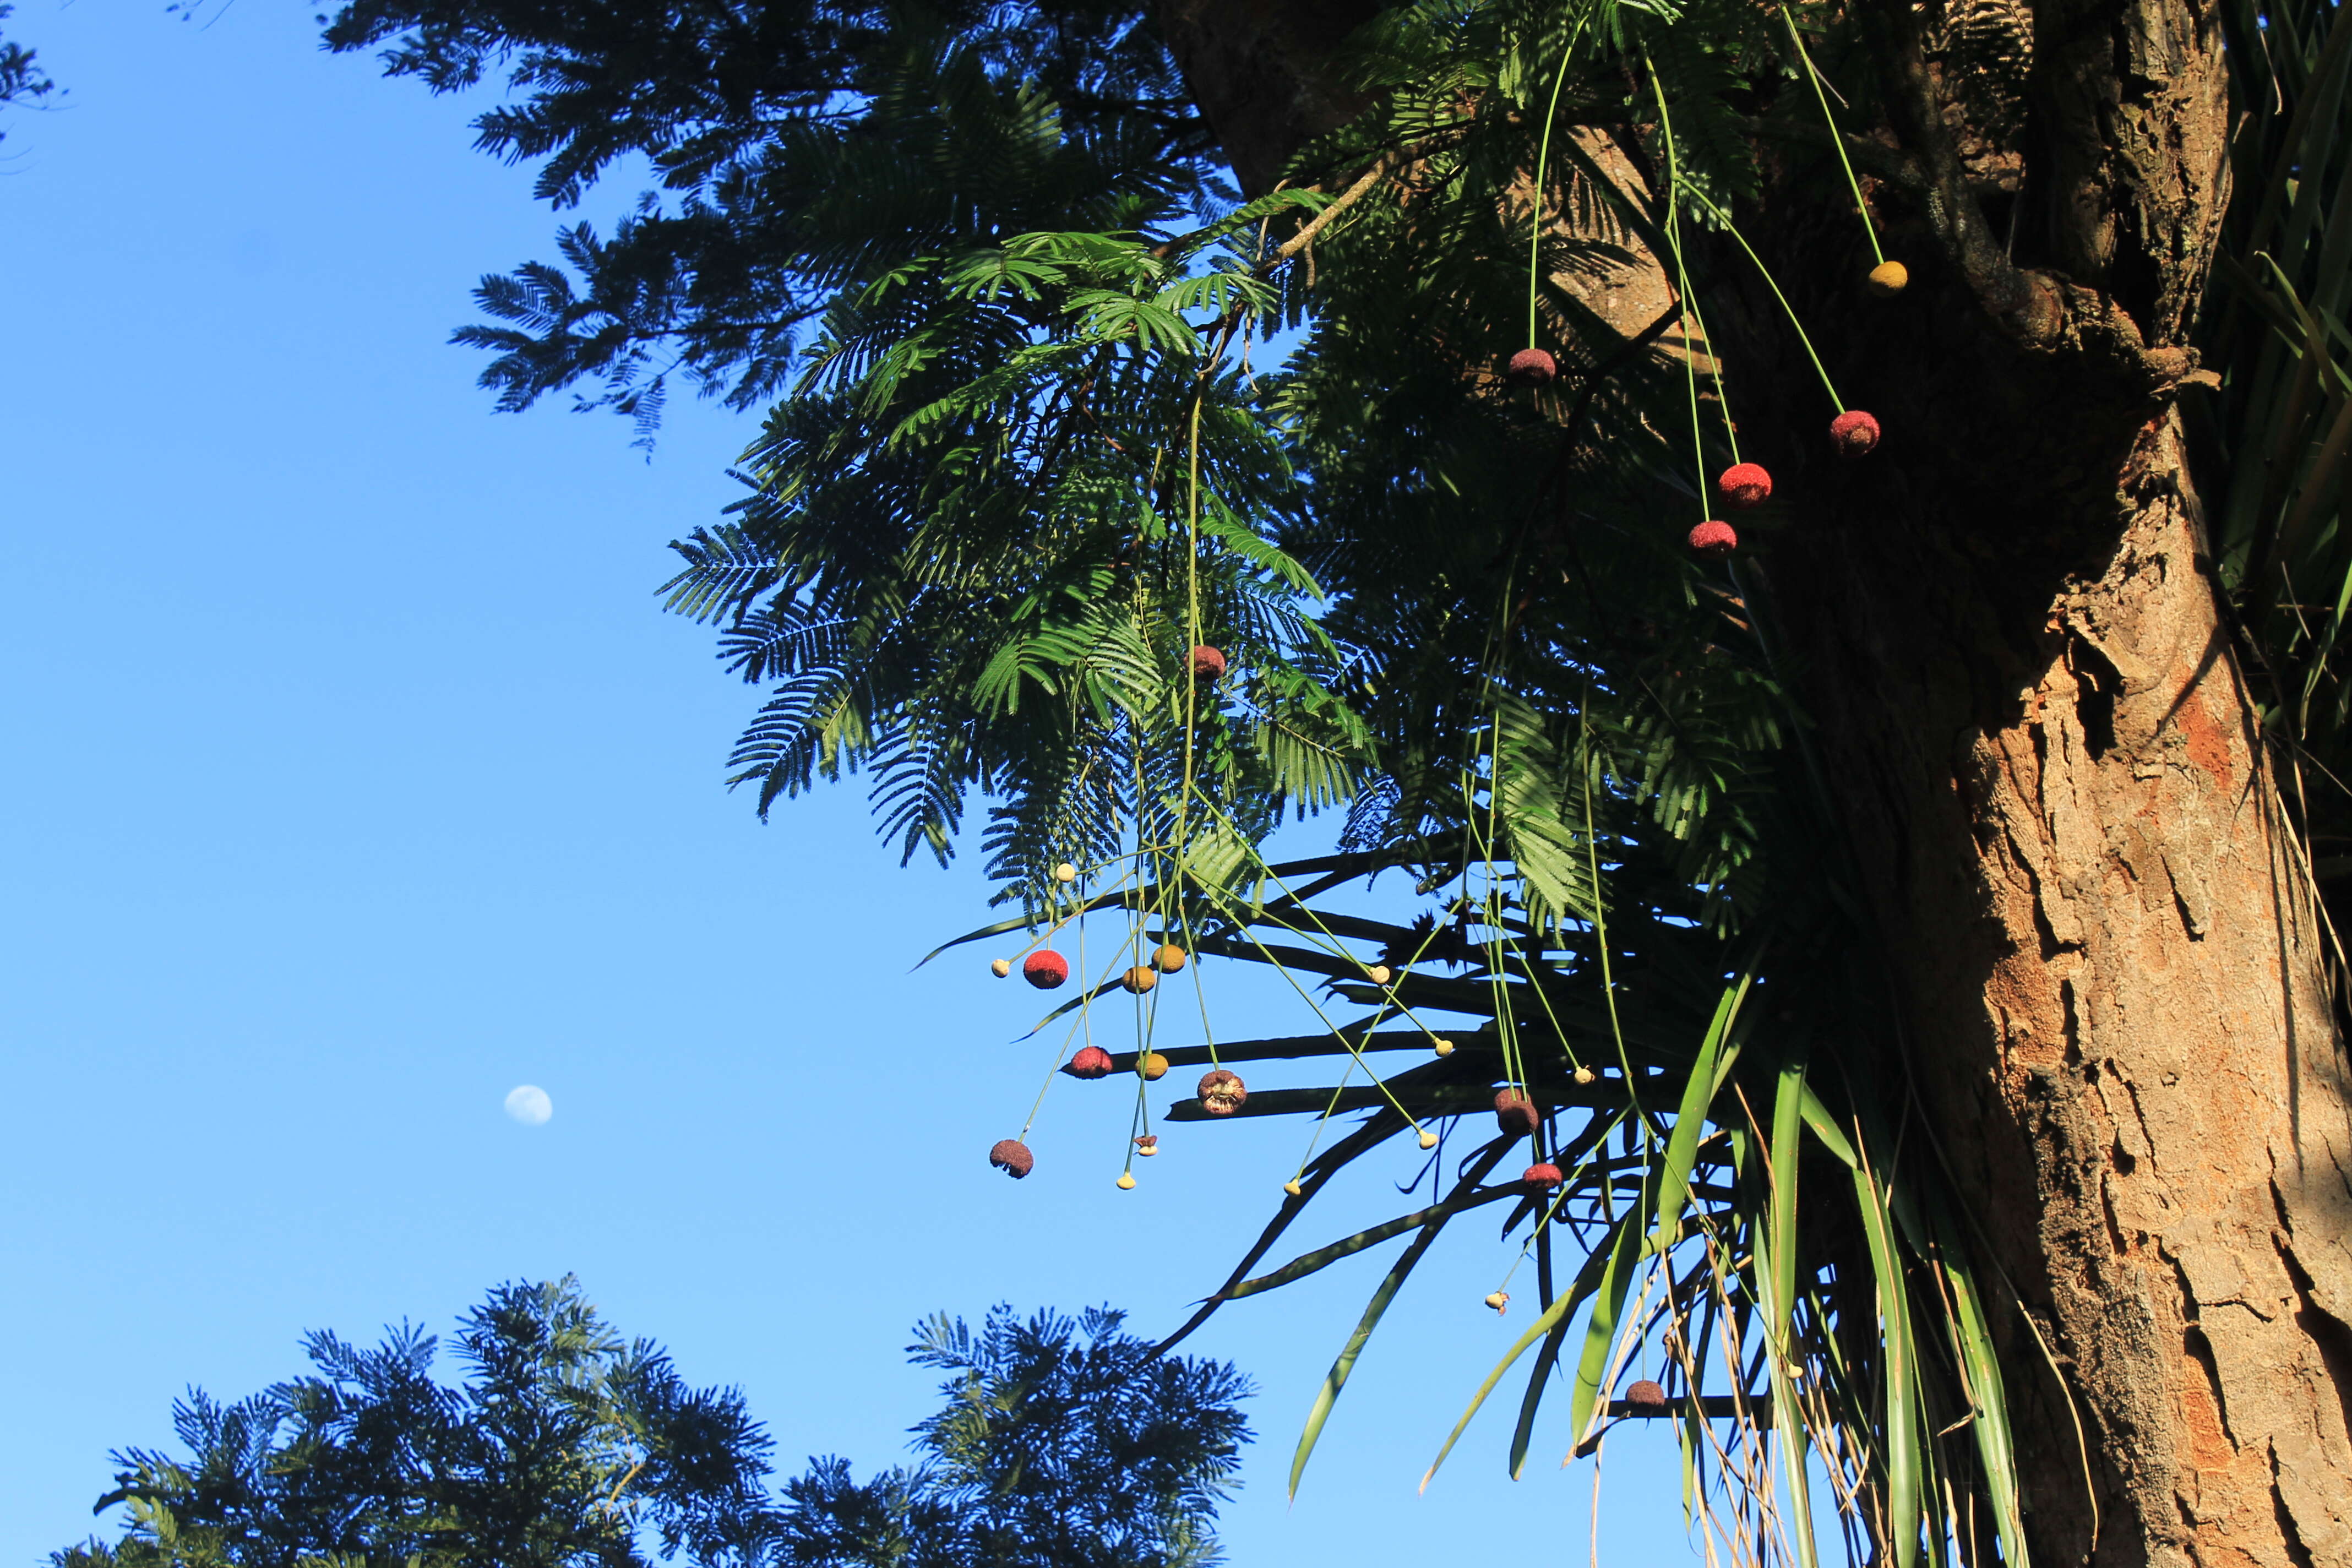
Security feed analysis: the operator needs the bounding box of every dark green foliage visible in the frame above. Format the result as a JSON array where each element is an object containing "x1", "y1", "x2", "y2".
[
  {"x1": 52, "y1": 1278, "x2": 773, "y2": 1568},
  {"x1": 52, "y1": 1287, "x2": 1250, "y2": 1568},
  {"x1": 324, "y1": 0, "x2": 1787, "y2": 922},
  {"x1": 0, "y1": 4, "x2": 57, "y2": 140},
  {"x1": 323, "y1": 1, "x2": 1215, "y2": 423},
  {"x1": 330, "y1": 1, "x2": 1375, "y2": 904},
  {"x1": 774, "y1": 1306, "x2": 1251, "y2": 1568}
]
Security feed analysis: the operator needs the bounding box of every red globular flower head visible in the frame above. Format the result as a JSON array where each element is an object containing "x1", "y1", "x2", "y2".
[
  {"x1": 1716, "y1": 462, "x2": 1772, "y2": 509},
  {"x1": 1189, "y1": 644, "x2": 1227, "y2": 679},
  {"x1": 1523, "y1": 1162, "x2": 1564, "y2": 1189},
  {"x1": 1506, "y1": 347, "x2": 1558, "y2": 387},
  {"x1": 1829, "y1": 410, "x2": 1881, "y2": 458},
  {"x1": 1625, "y1": 1379, "x2": 1670, "y2": 1412},
  {"x1": 988, "y1": 1139, "x2": 1035, "y2": 1179},
  {"x1": 1069, "y1": 1046, "x2": 1115, "y2": 1079},
  {"x1": 1687, "y1": 519, "x2": 1738, "y2": 556},
  {"x1": 1022, "y1": 950, "x2": 1070, "y2": 989}
]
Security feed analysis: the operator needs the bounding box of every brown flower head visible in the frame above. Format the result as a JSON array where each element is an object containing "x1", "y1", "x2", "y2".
[
  {"x1": 1493, "y1": 1088, "x2": 1540, "y2": 1139},
  {"x1": 1197, "y1": 1069, "x2": 1248, "y2": 1116}
]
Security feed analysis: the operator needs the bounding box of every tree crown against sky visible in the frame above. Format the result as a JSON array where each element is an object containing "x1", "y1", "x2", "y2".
[
  {"x1": 54, "y1": 1282, "x2": 1252, "y2": 1568},
  {"x1": 0, "y1": 4, "x2": 57, "y2": 137},
  {"x1": 318, "y1": 3, "x2": 2352, "y2": 1566}
]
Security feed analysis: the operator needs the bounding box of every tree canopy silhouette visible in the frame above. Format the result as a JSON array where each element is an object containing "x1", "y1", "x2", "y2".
[{"x1": 55, "y1": 1283, "x2": 1251, "y2": 1568}]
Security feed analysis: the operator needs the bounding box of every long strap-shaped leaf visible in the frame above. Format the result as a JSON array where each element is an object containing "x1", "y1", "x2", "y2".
[
  {"x1": 1551, "y1": 972, "x2": 1754, "y2": 1461},
  {"x1": 1156, "y1": 1114, "x2": 1415, "y2": 1356},
  {"x1": 1506, "y1": 1306, "x2": 1579, "y2": 1483},
  {"x1": 1853, "y1": 1151, "x2": 1923, "y2": 1568},
  {"x1": 1288, "y1": 1136, "x2": 1515, "y2": 1498},
  {"x1": 1506, "y1": 1194, "x2": 1630, "y2": 1480},
  {"x1": 1505, "y1": 1111, "x2": 1637, "y2": 1480},
  {"x1": 1649, "y1": 971, "x2": 1754, "y2": 1255},
  {"x1": 1925, "y1": 1194, "x2": 2029, "y2": 1568},
  {"x1": 1422, "y1": 1204, "x2": 1638, "y2": 1489},
  {"x1": 1764, "y1": 1046, "x2": 1822, "y2": 1568},
  {"x1": 1226, "y1": 1184, "x2": 1531, "y2": 1302},
  {"x1": 1565, "y1": 1195, "x2": 1645, "y2": 1449}
]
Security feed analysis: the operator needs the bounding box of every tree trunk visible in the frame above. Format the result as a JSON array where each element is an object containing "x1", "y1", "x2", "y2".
[
  {"x1": 1765, "y1": 398, "x2": 2352, "y2": 1568},
  {"x1": 1746, "y1": 0, "x2": 2352, "y2": 1556},
  {"x1": 1155, "y1": 0, "x2": 2352, "y2": 1562}
]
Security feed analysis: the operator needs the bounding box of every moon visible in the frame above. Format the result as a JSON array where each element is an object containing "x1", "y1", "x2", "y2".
[{"x1": 504, "y1": 1085, "x2": 553, "y2": 1126}]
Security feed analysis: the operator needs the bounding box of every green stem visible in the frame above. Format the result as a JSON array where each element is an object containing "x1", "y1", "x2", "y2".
[
  {"x1": 1679, "y1": 281, "x2": 1741, "y2": 461},
  {"x1": 1647, "y1": 58, "x2": 1714, "y2": 518},
  {"x1": 1527, "y1": 3, "x2": 1596, "y2": 346},
  {"x1": 1681, "y1": 182, "x2": 1848, "y2": 412},
  {"x1": 1780, "y1": 3, "x2": 1883, "y2": 265}
]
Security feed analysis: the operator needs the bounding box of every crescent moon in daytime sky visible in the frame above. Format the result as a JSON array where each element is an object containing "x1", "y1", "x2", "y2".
[{"x1": 504, "y1": 1085, "x2": 553, "y2": 1126}]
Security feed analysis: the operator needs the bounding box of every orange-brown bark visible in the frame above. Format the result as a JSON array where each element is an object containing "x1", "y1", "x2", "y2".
[{"x1": 1771, "y1": 405, "x2": 2352, "y2": 1567}]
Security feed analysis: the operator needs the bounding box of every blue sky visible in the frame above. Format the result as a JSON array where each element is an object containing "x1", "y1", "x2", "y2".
[{"x1": 0, "y1": 7, "x2": 1686, "y2": 1561}]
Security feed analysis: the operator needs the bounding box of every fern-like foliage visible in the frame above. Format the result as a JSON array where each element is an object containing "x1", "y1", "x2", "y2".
[{"x1": 0, "y1": 3, "x2": 55, "y2": 144}]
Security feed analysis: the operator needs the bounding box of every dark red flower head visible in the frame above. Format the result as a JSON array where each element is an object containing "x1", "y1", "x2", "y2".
[
  {"x1": 1829, "y1": 410, "x2": 1881, "y2": 458},
  {"x1": 1189, "y1": 645, "x2": 1227, "y2": 679},
  {"x1": 1625, "y1": 1378, "x2": 1670, "y2": 1412},
  {"x1": 1687, "y1": 519, "x2": 1738, "y2": 556},
  {"x1": 988, "y1": 1139, "x2": 1035, "y2": 1179},
  {"x1": 1715, "y1": 462, "x2": 1772, "y2": 509},
  {"x1": 1523, "y1": 1162, "x2": 1564, "y2": 1189},
  {"x1": 1506, "y1": 347, "x2": 1558, "y2": 387},
  {"x1": 1198, "y1": 1069, "x2": 1248, "y2": 1116},
  {"x1": 1494, "y1": 1088, "x2": 1540, "y2": 1139},
  {"x1": 1022, "y1": 950, "x2": 1069, "y2": 989},
  {"x1": 1069, "y1": 1046, "x2": 1115, "y2": 1079}
]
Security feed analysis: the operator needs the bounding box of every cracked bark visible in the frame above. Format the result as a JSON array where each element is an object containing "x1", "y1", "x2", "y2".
[{"x1": 1789, "y1": 410, "x2": 2352, "y2": 1567}]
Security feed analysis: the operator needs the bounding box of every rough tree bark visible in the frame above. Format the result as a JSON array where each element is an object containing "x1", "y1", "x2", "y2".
[{"x1": 1153, "y1": 2, "x2": 2352, "y2": 1565}]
